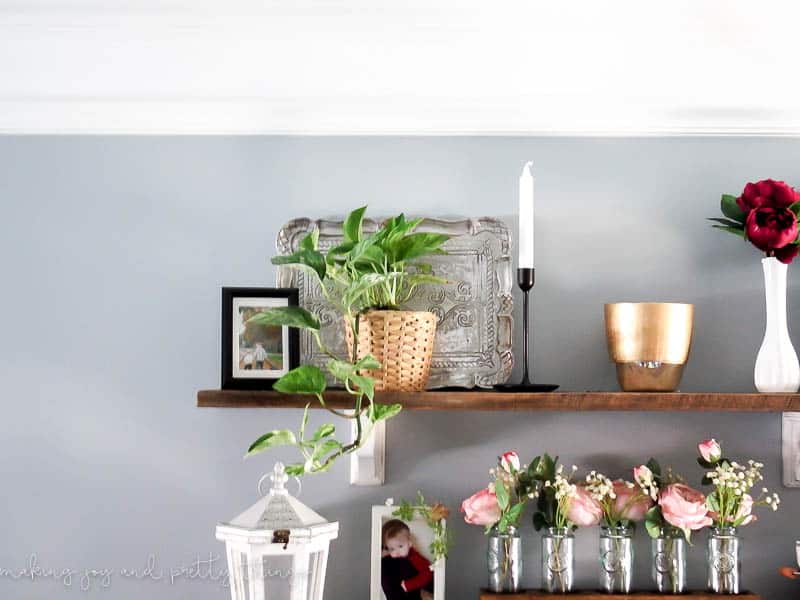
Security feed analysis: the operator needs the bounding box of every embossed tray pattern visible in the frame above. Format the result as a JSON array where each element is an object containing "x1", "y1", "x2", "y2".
[{"x1": 275, "y1": 217, "x2": 513, "y2": 388}]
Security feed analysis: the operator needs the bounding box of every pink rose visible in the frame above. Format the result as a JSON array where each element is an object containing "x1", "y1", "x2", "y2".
[
  {"x1": 633, "y1": 465, "x2": 653, "y2": 488},
  {"x1": 461, "y1": 488, "x2": 501, "y2": 526},
  {"x1": 612, "y1": 479, "x2": 653, "y2": 522},
  {"x1": 566, "y1": 484, "x2": 603, "y2": 527},
  {"x1": 500, "y1": 451, "x2": 520, "y2": 473},
  {"x1": 659, "y1": 483, "x2": 712, "y2": 535},
  {"x1": 698, "y1": 439, "x2": 722, "y2": 463},
  {"x1": 709, "y1": 494, "x2": 758, "y2": 527},
  {"x1": 735, "y1": 494, "x2": 757, "y2": 526}
]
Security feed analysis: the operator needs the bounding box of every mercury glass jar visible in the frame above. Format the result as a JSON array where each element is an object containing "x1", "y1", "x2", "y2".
[
  {"x1": 542, "y1": 527, "x2": 574, "y2": 593},
  {"x1": 652, "y1": 527, "x2": 687, "y2": 593},
  {"x1": 487, "y1": 525, "x2": 521, "y2": 593},
  {"x1": 708, "y1": 526, "x2": 740, "y2": 594},
  {"x1": 599, "y1": 525, "x2": 634, "y2": 593}
]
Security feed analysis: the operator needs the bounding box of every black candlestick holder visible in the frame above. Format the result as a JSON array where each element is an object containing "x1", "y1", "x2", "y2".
[{"x1": 494, "y1": 267, "x2": 559, "y2": 392}]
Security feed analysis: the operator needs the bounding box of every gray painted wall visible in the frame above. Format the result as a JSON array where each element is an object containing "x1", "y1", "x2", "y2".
[{"x1": 1, "y1": 136, "x2": 798, "y2": 599}]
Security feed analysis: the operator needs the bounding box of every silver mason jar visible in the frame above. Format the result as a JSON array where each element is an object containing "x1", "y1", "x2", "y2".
[
  {"x1": 599, "y1": 525, "x2": 634, "y2": 593},
  {"x1": 708, "y1": 526, "x2": 740, "y2": 594},
  {"x1": 652, "y1": 528, "x2": 687, "y2": 593},
  {"x1": 541, "y1": 527, "x2": 574, "y2": 593},
  {"x1": 487, "y1": 525, "x2": 522, "y2": 593}
]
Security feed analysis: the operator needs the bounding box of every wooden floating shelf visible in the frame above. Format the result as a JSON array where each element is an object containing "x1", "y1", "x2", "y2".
[
  {"x1": 479, "y1": 592, "x2": 760, "y2": 600},
  {"x1": 197, "y1": 389, "x2": 800, "y2": 412}
]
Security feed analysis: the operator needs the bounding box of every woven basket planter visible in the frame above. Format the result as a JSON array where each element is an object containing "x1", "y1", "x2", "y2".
[{"x1": 344, "y1": 310, "x2": 437, "y2": 391}]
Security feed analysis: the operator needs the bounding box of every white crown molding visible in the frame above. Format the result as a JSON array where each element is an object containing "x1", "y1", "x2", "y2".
[
  {"x1": 4, "y1": 98, "x2": 800, "y2": 136},
  {"x1": 3, "y1": 1, "x2": 800, "y2": 135}
]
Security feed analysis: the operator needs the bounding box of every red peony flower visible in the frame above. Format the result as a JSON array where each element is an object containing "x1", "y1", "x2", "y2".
[
  {"x1": 745, "y1": 207, "x2": 798, "y2": 252},
  {"x1": 775, "y1": 244, "x2": 800, "y2": 264},
  {"x1": 737, "y1": 179, "x2": 799, "y2": 213}
]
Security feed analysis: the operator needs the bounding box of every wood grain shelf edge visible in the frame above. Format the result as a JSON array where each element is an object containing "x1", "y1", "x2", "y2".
[
  {"x1": 197, "y1": 390, "x2": 800, "y2": 412},
  {"x1": 478, "y1": 592, "x2": 759, "y2": 600}
]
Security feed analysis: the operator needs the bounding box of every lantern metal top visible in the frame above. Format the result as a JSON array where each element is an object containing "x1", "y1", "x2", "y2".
[{"x1": 216, "y1": 463, "x2": 338, "y2": 543}]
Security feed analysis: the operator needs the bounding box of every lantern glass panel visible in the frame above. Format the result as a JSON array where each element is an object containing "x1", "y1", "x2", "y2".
[
  {"x1": 306, "y1": 551, "x2": 324, "y2": 597},
  {"x1": 239, "y1": 553, "x2": 249, "y2": 598},
  {"x1": 262, "y1": 554, "x2": 294, "y2": 598}
]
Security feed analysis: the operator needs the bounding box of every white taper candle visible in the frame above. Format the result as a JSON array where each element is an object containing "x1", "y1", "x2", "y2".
[{"x1": 518, "y1": 161, "x2": 534, "y2": 268}]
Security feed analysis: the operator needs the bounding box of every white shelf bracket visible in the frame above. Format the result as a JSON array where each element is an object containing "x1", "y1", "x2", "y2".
[
  {"x1": 350, "y1": 416, "x2": 386, "y2": 486},
  {"x1": 782, "y1": 412, "x2": 800, "y2": 487}
]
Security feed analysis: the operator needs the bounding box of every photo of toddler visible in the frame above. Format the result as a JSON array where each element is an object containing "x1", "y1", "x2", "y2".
[{"x1": 380, "y1": 519, "x2": 434, "y2": 600}]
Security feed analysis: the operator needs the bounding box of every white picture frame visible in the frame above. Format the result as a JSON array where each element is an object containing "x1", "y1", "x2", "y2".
[{"x1": 370, "y1": 504, "x2": 446, "y2": 600}]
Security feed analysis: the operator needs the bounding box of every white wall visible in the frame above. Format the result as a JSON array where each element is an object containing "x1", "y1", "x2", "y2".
[{"x1": 4, "y1": 2, "x2": 800, "y2": 133}]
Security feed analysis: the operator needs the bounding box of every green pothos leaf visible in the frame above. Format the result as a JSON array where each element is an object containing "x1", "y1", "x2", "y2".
[
  {"x1": 312, "y1": 439, "x2": 344, "y2": 461},
  {"x1": 371, "y1": 403, "x2": 401, "y2": 422},
  {"x1": 285, "y1": 463, "x2": 305, "y2": 476},
  {"x1": 300, "y1": 404, "x2": 310, "y2": 440},
  {"x1": 343, "y1": 206, "x2": 368, "y2": 243},
  {"x1": 326, "y1": 358, "x2": 354, "y2": 381},
  {"x1": 311, "y1": 423, "x2": 335, "y2": 441},
  {"x1": 273, "y1": 365, "x2": 327, "y2": 395},
  {"x1": 247, "y1": 306, "x2": 320, "y2": 331},
  {"x1": 355, "y1": 354, "x2": 381, "y2": 371},
  {"x1": 245, "y1": 429, "x2": 297, "y2": 457},
  {"x1": 299, "y1": 229, "x2": 319, "y2": 251},
  {"x1": 272, "y1": 248, "x2": 327, "y2": 281}
]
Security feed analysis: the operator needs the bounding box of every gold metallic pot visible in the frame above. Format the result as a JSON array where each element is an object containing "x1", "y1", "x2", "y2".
[{"x1": 604, "y1": 302, "x2": 694, "y2": 392}]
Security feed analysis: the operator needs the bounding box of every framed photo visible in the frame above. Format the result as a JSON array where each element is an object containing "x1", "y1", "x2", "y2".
[
  {"x1": 221, "y1": 287, "x2": 299, "y2": 389},
  {"x1": 370, "y1": 505, "x2": 446, "y2": 600}
]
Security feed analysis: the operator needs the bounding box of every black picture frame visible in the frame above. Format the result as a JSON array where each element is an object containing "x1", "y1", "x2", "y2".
[{"x1": 221, "y1": 287, "x2": 300, "y2": 390}]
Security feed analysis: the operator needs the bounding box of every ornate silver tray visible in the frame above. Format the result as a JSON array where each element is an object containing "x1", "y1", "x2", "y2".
[{"x1": 275, "y1": 217, "x2": 513, "y2": 388}]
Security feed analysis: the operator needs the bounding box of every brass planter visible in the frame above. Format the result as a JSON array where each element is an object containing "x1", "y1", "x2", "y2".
[{"x1": 604, "y1": 302, "x2": 694, "y2": 392}]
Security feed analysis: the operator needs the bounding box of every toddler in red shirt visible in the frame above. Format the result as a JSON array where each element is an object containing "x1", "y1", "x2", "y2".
[{"x1": 381, "y1": 519, "x2": 434, "y2": 600}]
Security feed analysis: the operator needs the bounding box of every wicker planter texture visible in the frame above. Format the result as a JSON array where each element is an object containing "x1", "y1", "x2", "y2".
[{"x1": 344, "y1": 310, "x2": 437, "y2": 391}]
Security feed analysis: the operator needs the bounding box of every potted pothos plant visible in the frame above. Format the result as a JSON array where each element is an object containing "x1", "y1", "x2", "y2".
[{"x1": 245, "y1": 207, "x2": 449, "y2": 476}]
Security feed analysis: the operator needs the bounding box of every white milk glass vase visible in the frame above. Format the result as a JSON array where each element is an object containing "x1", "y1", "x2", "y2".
[{"x1": 754, "y1": 257, "x2": 800, "y2": 392}]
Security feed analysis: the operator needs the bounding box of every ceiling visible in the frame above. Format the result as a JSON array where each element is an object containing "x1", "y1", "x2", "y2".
[{"x1": 2, "y1": 1, "x2": 800, "y2": 134}]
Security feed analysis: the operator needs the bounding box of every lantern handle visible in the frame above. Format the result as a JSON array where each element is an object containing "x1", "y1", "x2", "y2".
[{"x1": 258, "y1": 469, "x2": 302, "y2": 498}]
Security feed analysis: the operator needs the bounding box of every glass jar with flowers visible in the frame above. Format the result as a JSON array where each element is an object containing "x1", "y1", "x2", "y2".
[
  {"x1": 461, "y1": 451, "x2": 535, "y2": 593},
  {"x1": 637, "y1": 459, "x2": 712, "y2": 594},
  {"x1": 698, "y1": 439, "x2": 781, "y2": 594},
  {"x1": 585, "y1": 471, "x2": 654, "y2": 593},
  {"x1": 528, "y1": 453, "x2": 582, "y2": 593}
]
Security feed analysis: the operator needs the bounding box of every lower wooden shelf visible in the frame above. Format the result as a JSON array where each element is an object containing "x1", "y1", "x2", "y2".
[{"x1": 479, "y1": 592, "x2": 759, "y2": 600}]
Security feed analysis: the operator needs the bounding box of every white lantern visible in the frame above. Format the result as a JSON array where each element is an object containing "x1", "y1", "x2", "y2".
[{"x1": 217, "y1": 463, "x2": 339, "y2": 600}]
